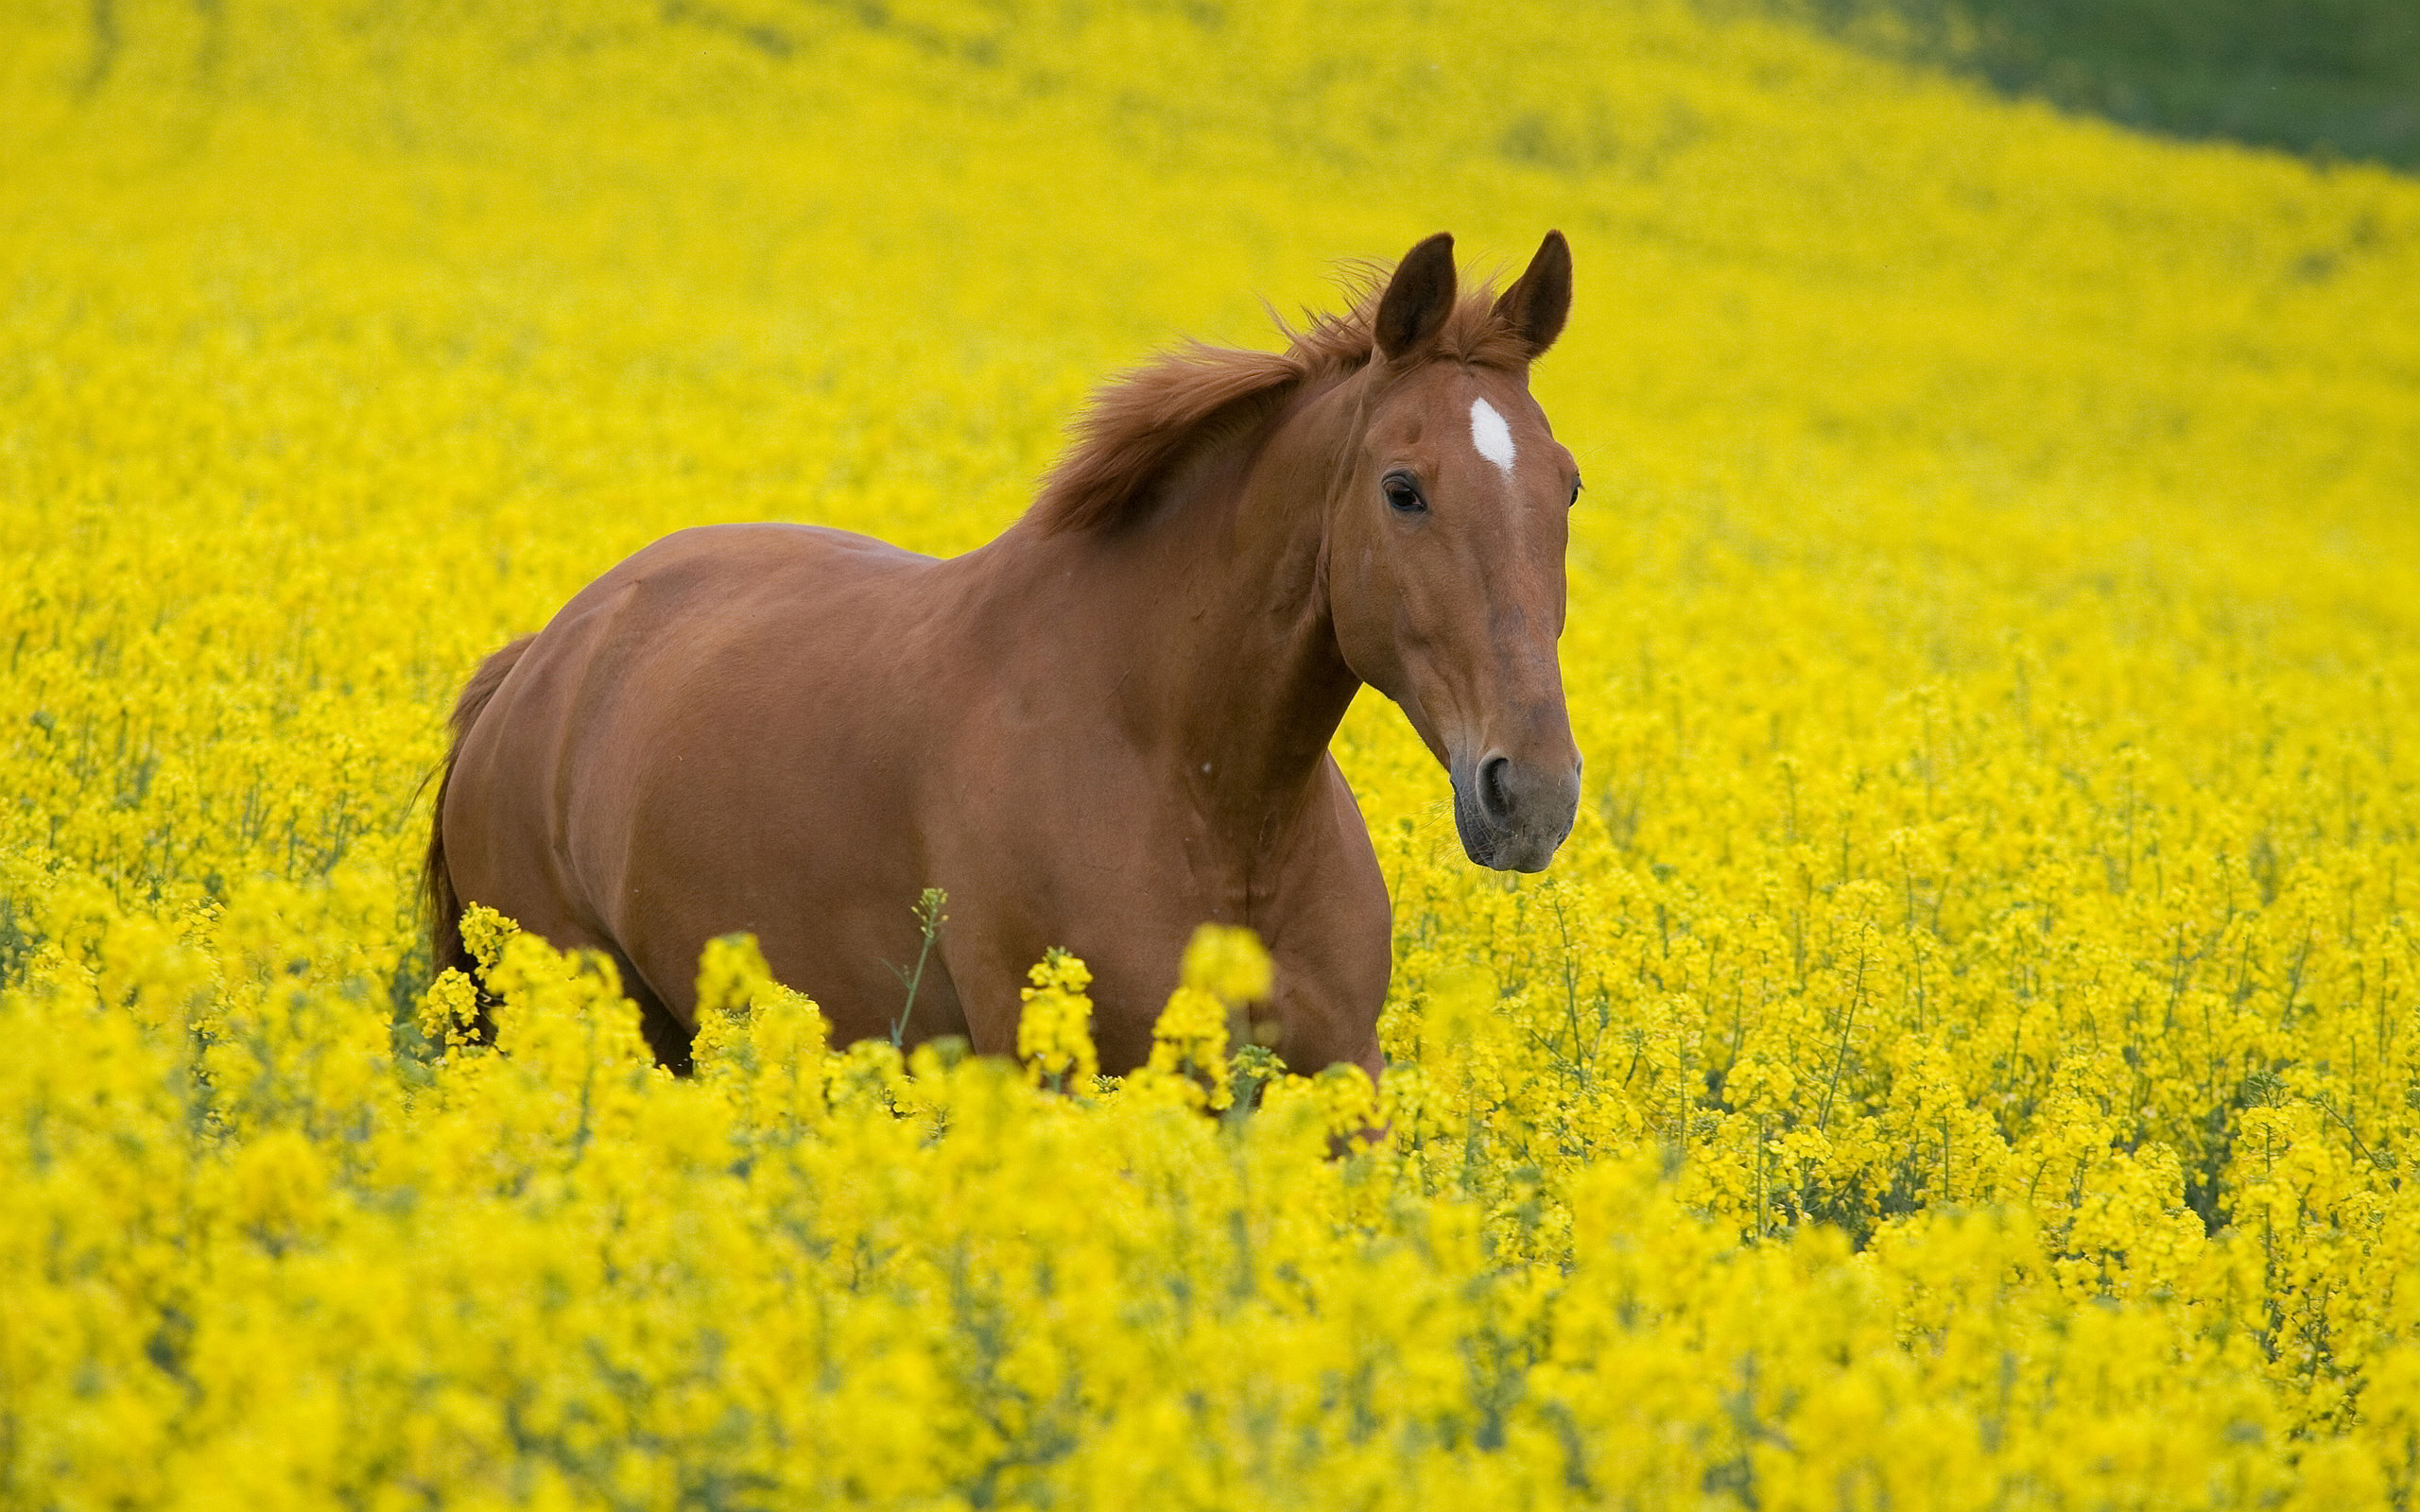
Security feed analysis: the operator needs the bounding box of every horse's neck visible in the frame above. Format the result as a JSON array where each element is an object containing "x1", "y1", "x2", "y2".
[{"x1": 994, "y1": 387, "x2": 1358, "y2": 834}]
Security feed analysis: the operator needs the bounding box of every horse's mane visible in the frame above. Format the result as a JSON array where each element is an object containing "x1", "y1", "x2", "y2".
[{"x1": 1031, "y1": 269, "x2": 1531, "y2": 536}]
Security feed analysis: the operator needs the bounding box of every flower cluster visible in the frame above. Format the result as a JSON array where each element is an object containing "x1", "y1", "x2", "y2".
[{"x1": 1015, "y1": 947, "x2": 1098, "y2": 1091}]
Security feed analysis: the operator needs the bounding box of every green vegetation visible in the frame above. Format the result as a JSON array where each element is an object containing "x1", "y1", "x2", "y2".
[{"x1": 1802, "y1": 0, "x2": 2420, "y2": 169}]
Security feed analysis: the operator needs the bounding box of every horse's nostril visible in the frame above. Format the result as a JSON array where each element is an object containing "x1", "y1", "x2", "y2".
[{"x1": 1478, "y1": 754, "x2": 1513, "y2": 823}]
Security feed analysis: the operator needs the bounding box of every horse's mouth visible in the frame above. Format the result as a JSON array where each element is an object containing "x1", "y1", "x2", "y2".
[{"x1": 1450, "y1": 764, "x2": 1576, "y2": 873}]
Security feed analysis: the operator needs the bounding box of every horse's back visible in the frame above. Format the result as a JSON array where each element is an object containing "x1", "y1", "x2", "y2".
[
  {"x1": 465, "y1": 520, "x2": 935, "y2": 785},
  {"x1": 582, "y1": 522, "x2": 933, "y2": 634}
]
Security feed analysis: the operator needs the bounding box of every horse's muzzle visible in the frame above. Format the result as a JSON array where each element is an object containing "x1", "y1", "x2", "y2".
[{"x1": 1451, "y1": 750, "x2": 1581, "y2": 873}]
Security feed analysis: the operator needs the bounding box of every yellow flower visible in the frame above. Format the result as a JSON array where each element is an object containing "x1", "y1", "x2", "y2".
[
  {"x1": 1016, "y1": 947, "x2": 1098, "y2": 1090},
  {"x1": 457, "y1": 903, "x2": 520, "y2": 974},
  {"x1": 1178, "y1": 922, "x2": 1271, "y2": 1007},
  {"x1": 417, "y1": 967, "x2": 482, "y2": 1050}
]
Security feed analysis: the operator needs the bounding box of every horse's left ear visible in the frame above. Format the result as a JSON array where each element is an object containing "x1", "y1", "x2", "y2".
[{"x1": 1492, "y1": 230, "x2": 1572, "y2": 359}]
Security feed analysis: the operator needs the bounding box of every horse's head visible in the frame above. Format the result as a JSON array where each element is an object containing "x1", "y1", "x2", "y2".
[{"x1": 1323, "y1": 232, "x2": 1582, "y2": 873}]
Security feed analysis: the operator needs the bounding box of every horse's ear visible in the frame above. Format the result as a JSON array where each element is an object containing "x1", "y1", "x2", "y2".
[
  {"x1": 1492, "y1": 230, "x2": 1572, "y2": 359},
  {"x1": 1374, "y1": 232, "x2": 1457, "y2": 361}
]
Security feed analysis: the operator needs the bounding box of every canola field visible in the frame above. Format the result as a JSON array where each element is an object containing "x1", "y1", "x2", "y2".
[{"x1": 9, "y1": 2, "x2": 2420, "y2": 1505}]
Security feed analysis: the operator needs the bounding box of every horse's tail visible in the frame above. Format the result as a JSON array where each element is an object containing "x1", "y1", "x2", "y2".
[{"x1": 424, "y1": 634, "x2": 536, "y2": 981}]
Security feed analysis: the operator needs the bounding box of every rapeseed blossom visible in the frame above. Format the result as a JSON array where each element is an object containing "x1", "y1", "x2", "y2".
[
  {"x1": 5, "y1": 0, "x2": 2420, "y2": 1505},
  {"x1": 1016, "y1": 948, "x2": 1098, "y2": 1091}
]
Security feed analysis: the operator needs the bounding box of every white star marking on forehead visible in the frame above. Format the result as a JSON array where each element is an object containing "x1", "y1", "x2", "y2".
[{"x1": 1469, "y1": 397, "x2": 1516, "y2": 475}]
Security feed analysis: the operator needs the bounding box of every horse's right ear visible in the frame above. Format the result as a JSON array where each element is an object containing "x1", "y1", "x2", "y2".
[{"x1": 1374, "y1": 232, "x2": 1457, "y2": 361}]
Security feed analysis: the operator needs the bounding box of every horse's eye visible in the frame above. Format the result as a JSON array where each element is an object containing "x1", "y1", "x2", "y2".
[
  {"x1": 1568, "y1": 477, "x2": 1583, "y2": 508},
  {"x1": 1383, "y1": 473, "x2": 1426, "y2": 515}
]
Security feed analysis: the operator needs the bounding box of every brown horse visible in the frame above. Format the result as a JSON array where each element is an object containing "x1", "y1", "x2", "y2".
[{"x1": 425, "y1": 231, "x2": 1582, "y2": 1077}]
